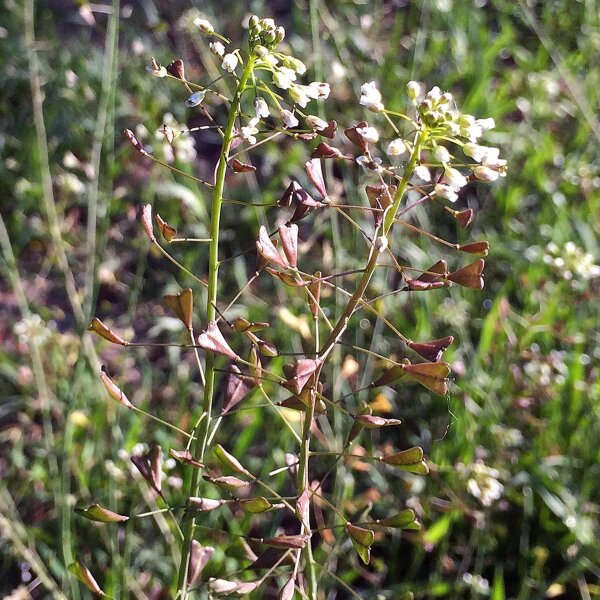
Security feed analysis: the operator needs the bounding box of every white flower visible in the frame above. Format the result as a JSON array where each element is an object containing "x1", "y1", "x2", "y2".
[
  {"x1": 356, "y1": 155, "x2": 383, "y2": 172},
  {"x1": 221, "y1": 53, "x2": 239, "y2": 73},
  {"x1": 254, "y1": 97, "x2": 270, "y2": 119},
  {"x1": 473, "y1": 165, "x2": 500, "y2": 182},
  {"x1": 476, "y1": 117, "x2": 495, "y2": 132},
  {"x1": 306, "y1": 115, "x2": 328, "y2": 131},
  {"x1": 280, "y1": 109, "x2": 299, "y2": 128},
  {"x1": 273, "y1": 70, "x2": 293, "y2": 90},
  {"x1": 241, "y1": 118, "x2": 260, "y2": 145},
  {"x1": 435, "y1": 183, "x2": 458, "y2": 202},
  {"x1": 356, "y1": 125, "x2": 379, "y2": 143},
  {"x1": 260, "y1": 53, "x2": 279, "y2": 67},
  {"x1": 184, "y1": 90, "x2": 207, "y2": 108},
  {"x1": 308, "y1": 82, "x2": 330, "y2": 99},
  {"x1": 146, "y1": 62, "x2": 167, "y2": 78},
  {"x1": 463, "y1": 143, "x2": 494, "y2": 163},
  {"x1": 278, "y1": 66, "x2": 297, "y2": 82},
  {"x1": 433, "y1": 146, "x2": 451, "y2": 163},
  {"x1": 193, "y1": 18, "x2": 214, "y2": 34},
  {"x1": 482, "y1": 154, "x2": 507, "y2": 171},
  {"x1": 359, "y1": 81, "x2": 384, "y2": 112},
  {"x1": 288, "y1": 84, "x2": 310, "y2": 107},
  {"x1": 386, "y1": 138, "x2": 407, "y2": 157},
  {"x1": 444, "y1": 166, "x2": 468, "y2": 190},
  {"x1": 284, "y1": 57, "x2": 306, "y2": 75},
  {"x1": 406, "y1": 80, "x2": 421, "y2": 101},
  {"x1": 414, "y1": 165, "x2": 431, "y2": 182},
  {"x1": 209, "y1": 41, "x2": 225, "y2": 57},
  {"x1": 426, "y1": 85, "x2": 442, "y2": 102}
]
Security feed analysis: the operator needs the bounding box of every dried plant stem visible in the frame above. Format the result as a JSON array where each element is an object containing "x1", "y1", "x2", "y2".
[{"x1": 176, "y1": 55, "x2": 257, "y2": 599}]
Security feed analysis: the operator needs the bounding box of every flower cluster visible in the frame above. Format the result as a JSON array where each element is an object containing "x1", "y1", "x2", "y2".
[
  {"x1": 458, "y1": 460, "x2": 504, "y2": 507},
  {"x1": 544, "y1": 241, "x2": 600, "y2": 282}
]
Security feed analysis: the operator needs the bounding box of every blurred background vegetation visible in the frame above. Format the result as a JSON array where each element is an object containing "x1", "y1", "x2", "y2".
[{"x1": 1, "y1": 0, "x2": 599, "y2": 598}]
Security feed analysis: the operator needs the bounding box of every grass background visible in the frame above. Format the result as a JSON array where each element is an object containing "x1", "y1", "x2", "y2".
[{"x1": 1, "y1": 0, "x2": 599, "y2": 598}]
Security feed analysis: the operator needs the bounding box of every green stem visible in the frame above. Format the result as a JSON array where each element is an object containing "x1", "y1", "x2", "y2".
[{"x1": 176, "y1": 54, "x2": 257, "y2": 599}]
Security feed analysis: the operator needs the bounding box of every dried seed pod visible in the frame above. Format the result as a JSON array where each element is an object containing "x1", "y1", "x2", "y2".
[
  {"x1": 230, "y1": 158, "x2": 257, "y2": 173},
  {"x1": 365, "y1": 184, "x2": 395, "y2": 228},
  {"x1": 447, "y1": 259, "x2": 485, "y2": 289},
  {"x1": 418, "y1": 260, "x2": 448, "y2": 283},
  {"x1": 261, "y1": 534, "x2": 309, "y2": 549},
  {"x1": 456, "y1": 208, "x2": 474, "y2": 228},
  {"x1": 344, "y1": 121, "x2": 369, "y2": 152},
  {"x1": 100, "y1": 367, "x2": 133, "y2": 409},
  {"x1": 140, "y1": 204, "x2": 156, "y2": 242},
  {"x1": 187, "y1": 497, "x2": 228, "y2": 512},
  {"x1": 166, "y1": 58, "x2": 185, "y2": 79},
  {"x1": 88, "y1": 318, "x2": 129, "y2": 346},
  {"x1": 278, "y1": 224, "x2": 298, "y2": 268},
  {"x1": 232, "y1": 317, "x2": 270, "y2": 332},
  {"x1": 124, "y1": 128, "x2": 145, "y2": 154},
  {"x1": 284, "y1": 358, "x2": 323, "y2": 395},
  {"x1": 308, "y1": 271, "x2": 322, "y2": 317},
  {"x1": 155, "y1": 213, "x2": 177, "y2": 242},
  {"x1": 164, "y1": 288, "x2": 194, "y2": 330},
  {"x1": 188, "y1": 541, "x2": 215, "y2": 587},
  {"x1": 278, "y1": 181, "x2": 301, "y2": 207},
  {"x1": 75, "y1": 504, "x2": 129, "y2": 523},
  {"x1": 311, "y1": 142, "x2": 343, "y2": 159},
  {"x1": 197, "y1": 321, "x2": 240, "y2": 361},
  {"x1": 404, "y1": 361, "x2": 450, "y2": 396},
  {"x1": 296, "y1": 489, "x2": 311, "y2": 530},
  {"x1": 353, "y1": 415, "x2": 402, "y2": 428},
  {"x1": 458, "y1": 241, "x2": 489, "y2": 256},
  {"x1": 131, "y1": 446, "x2": 162, "y2": 494},
  {"x1": 202, "y1": 475, "x2": 251, "y2": 492},
  {"x1": 305, "y1": 158, "x2": 328, "y2": 199},
  {"x1": 169, "y1": 448, "x2": 204, "y2": 469},
  {"x1": 320, "y1": 120, "x2": 337, "y2": 139},
  {"x1": 407, "y1": 335, "x2": 454, "y2": 362},
  {"x1": 222, "y1": 365, "x2": 254, "y2": 414},
  {"x1": 256, "y1": 226, "x2": 290, "y2": 269},
  {"x1": 404, "y1": 278, "x2": 447, "y2": 291},
  {"x1": 279, "y1": 577, "x2": 296, "y2": 600}
]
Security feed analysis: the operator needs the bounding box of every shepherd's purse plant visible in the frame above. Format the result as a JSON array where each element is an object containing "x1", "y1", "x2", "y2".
[{"x1": 77, "y1": 14, "x2": 506, "y2": 599}]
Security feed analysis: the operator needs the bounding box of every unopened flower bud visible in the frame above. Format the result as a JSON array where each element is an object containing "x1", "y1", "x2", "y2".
[
  {"x1": 473, "y1": 165, "x2": 500, "y2": 182},
  {"x1": 414, "y1": 165, "x2": 431, "y2": 182},
  {"x1": 433, "y1": 146, "x2": 451, "y2": 163},
  {"x1": 261, "y1": 18, "x2": 276, "y2": 30},
  {"x1": 275, "y1": 26, "x2": 285, "y2": 43},
  {"x1": 407, "y1": 80, "x2": 421, "y2": 100},
  {"x1": 193, "y1": 18, "x2": 214, "y2": 34},
  {"x1": 248, "y1": 15, "x2": 259, "y2": 29},
  {"x1": 255, "y1": 45, "x2": 269, "y2": 58}
]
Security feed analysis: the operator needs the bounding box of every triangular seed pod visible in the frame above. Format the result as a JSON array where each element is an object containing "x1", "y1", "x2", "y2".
[
  {"x1": 296, "y1": 489, "x2": 311, "y2": 530},
  {"x1": 321, "y1": 120, "x2": 337, "y2": 139},
  {"x1": 222, "y1": 365, "x2": 254, "y2": 414},
  {"x1": 294, "y1": 185, "x2": 322, "y2": 207},
  {"x1": 456, "y1": 208, "x2": 474, "y2": 228},
  {"x1": 188, "y1": 541, "x2": 215, "y2": 587},
  {"x1": 447, "y1": 259, "x2": 485, "y2": 289},
  {"x1": 233, "y1": 582, "x2": 261, "y2": 594},
  {"x1": 311, "y1": 142, "x2": 343, "y2": 159},
  {"x1": 149, "y1": 444, "x2": 162, "y2": 493},
  {"x1": 231, "y1": 158, "x2": 257, "y2": 173},
  {"x1": 140, "y1": 204, "x2": 156, "y2": 242},
  {"x1": 164, "y1": 288, "x2": 194, "y2": 330},
  {"x1": 285, "y1": 358, "x2": 323, "y2": 395},
  {"x1": 166, "y1": 58, "x2": 185, "y2": 80},
  {"x1": 279, "y1": 577, "x2": 296, "y2": 600},
  {"x1": 68, "y1": 558, "x2": 104, "y2": 595},
  {"x1": 404, "y1": 361, "x2": 450, "y2": 396},
  {"x1": 100, "y1": 367, "x2": 133, "y2": 409},
  {"x1": 124, "y1": 128, "x2": 145, "y2": 154},
  {"x1": 308, "y1": 271, "x2": 322, "y2": 317},
  {"x1": 279, "y1": 224, "x2": 298, "y2": 268},
  {"x1": 202, "y1": 475, "x2": 251, "y2": 492},
  {"x1": 278, "y1": 181, "x2": 301, "y2": 207},
  {"x1": 353, "y1": 415, "x2": 402, "y2": 428},
  {"x1": 155, "y1": 213, "x2": 177, "y2": 242},
  {"x1": 404, "y1": 278, "x2": 447, "y2": 291},
  {"x1": 305, "y1": 158, "x2": 328, "y2": 199},
  {"x1": 187, "y1": 497, "x2": 228, "y2": 512},
  {"x1": 407, "y1": 336, "x2": 454, "y2": 362},
  {"x1": 418, "y1": 260, "x2": 448, "y2": 283},
  {"x1": 261, "y1": 535, "x2": 309, "y2": 549},
  {"x1": 169, "y1": 448, "x2": 204, "y2": 469},
  {"x1": 371, "y1": 364, "x2": 407, "y2": 388},
  {"x1": 238, "y1": 497, "x2": 273, "y2": 513},
  {"x1": 381, "y1": 446, "x2": 423, "y2": 466},
  {"x1": 88, "y1": 318, "x2": 129, "y2": 346},
  {"x1": 232, "y1": 317, "x2": 270, "y2": 332},
  {"x1": 344, "y1": 121, "x2": 369, "y2": 152},
  {"x1": 131, "y1": 452, "x2": 161, "y2": 494},
  {"x1": 367, "y1": 508, "x2": 420, "y2": 530},
  {"x1": 197, "y1": 321, "x2": 240, "y2": 361},
  {"x1": 75, "y1": 504, "x2": 129, "y2": 523},
  {"x1": 214, "y1": 444, "x2": 250, "y2": 476},
  {"x1": 458, "y1": 241, "x2": 489, "y2": 256},
  {"x1": 248, "y1": 346, "x2": 262, "y2": 386},
  {"x1": 256, "y1": 226, "x2": 290, "y2": 269},
  {"x1": 346, "y1": 523, "x2": 374, "y2": 564},
  {"x1": 366, "y1": 184, "x2": 395, "y2": 228},
  {"x1": 266, "y1": 268, "x2": 308, "y2": 287}
]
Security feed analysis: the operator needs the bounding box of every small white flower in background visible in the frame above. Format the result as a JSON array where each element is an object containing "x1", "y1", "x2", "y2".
[
  {"x1": 280, "y1": 109, "x2": 299, "y2": 128},
  {"x1": 476, "y1": 117, "x2": 495, "y2": 132},
  {"x1": 221, "y1": 53, "x2": 239, "y2": 73},
  {"x1": 433, "y1": 145, "x2": 451, "y2": 163},
  {"x1": 359, "y1": 81, "x2": 384, "y2": 112},
  {"x1": 406, "y1": 80, "x2": 422, "y2": 101},
  {"x1": 14, "y1": 314, "x2": 53, "y2": 346},
  {"x1": 544, "y1": 241, "x2": 600, "y2": 281},
  {"x1": 461, "y1": 461, "x2": 504, "y2": 507},
  {"x1": 435, "y1": 183, "x2": 458, "y2": 202},
  {"x1": 209, "y1": 41, "x2": 225, "y2": 57},
  {"x1": 306, "y1": 115, "x2": 328, "y2": 131},
  {"x1": 444, "y1": 166, "x2": 468, "y2": 190},
  {"x1": 193, "y1": 18, "x2": 214, "y2": 34},
  {"x1": 386, "y1": 138, "x2": 407, "y2": 157},
  {"x1": 356, "y1": 155, "x2": 383, "y2": 172},
  {"x1": 356, "y1": 125, "x2": 380, "y2": 143},
  {"x1": 184, "y1": 90, "x2": 206, "y2": 108},
  {"x1": 288, "y1": 84, "x2": 310, "y2": 107},
  {"x1": 240, "y1": 117, "x2": 260, "y2": 145},
  {"x1": 273, "y1": 70, "x2": 293, "y2": 90},
  {"x1": 463, "y1": 573, "x2": 490, "y2": 594},
  {"x1": 254, "y1": 97, "x2": 270, "y2": 119},
  {"x1": 414, "y1": 165, "x2": 431, "y2": 182}
]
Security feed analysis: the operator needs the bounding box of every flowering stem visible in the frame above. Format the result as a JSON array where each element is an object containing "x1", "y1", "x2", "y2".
[{"x1": 176, "y1": 54, "x2": 257, "y2": 599}]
